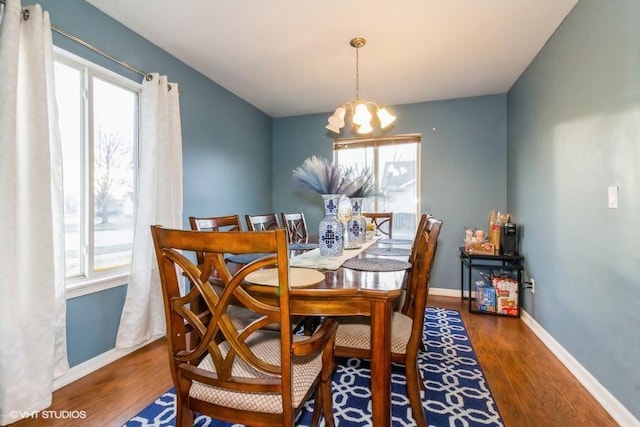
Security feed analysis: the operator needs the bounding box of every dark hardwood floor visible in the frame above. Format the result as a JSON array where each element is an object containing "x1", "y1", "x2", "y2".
[
  {"x1": 12, "y1": 295, "x2": 618, "y2": 426},
  {"x1": 431, "y1": 295, "x2": 618, "y2": 427}
]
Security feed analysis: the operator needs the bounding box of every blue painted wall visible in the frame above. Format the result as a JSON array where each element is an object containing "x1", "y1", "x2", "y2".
[
  {"x1": 66, "y1": 287, "x2": 126, "y2": 366},
  {"x1": 33, "y1": 2, "x2": 639, "y2": 420},
  {"x1": 272, "y1": 95, "x2": 508, "y2": 291},
  {"x1": 39, "y1": 0, "x2": 272, "y2": 366},
  {"x1": 507, "y1": 0, "x2": 640, "y2": 418}
]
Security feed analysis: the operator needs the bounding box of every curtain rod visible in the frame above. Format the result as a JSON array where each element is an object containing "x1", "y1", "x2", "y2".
[{"x1": 51, "y1": 25, "x2": 147, "y2": 78}]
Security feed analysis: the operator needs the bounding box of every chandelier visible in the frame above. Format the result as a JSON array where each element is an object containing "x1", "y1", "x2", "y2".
[{"x1": 326, "y1": 37, "x2": 396, "y2": 134}]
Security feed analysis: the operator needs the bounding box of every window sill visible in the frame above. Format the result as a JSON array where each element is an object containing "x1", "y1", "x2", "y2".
[{"x1": 66, "y1": 274, "x2": 128, "y2": 299}]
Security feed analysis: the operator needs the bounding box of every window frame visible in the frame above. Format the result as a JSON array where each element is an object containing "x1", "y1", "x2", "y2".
[
  {"x1": 54, "y1": 47, "x2": 141, "y2": 299},
  {"x1": 333, "y1": 134, "x2": 422, "y2": 236}
]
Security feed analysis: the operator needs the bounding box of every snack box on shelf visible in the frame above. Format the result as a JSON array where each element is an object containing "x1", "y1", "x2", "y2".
[
  {"x1": 497, "y1": 297, "x2": 519, "y2": 316},
  {"x1": 475, "y1": 282, "x2": 496, "y2": 312},
  {"x1": 464, "y1": 241, "x2": 496, "y2": 255},
  {"x1": 493, "y1": 275, "x2": 519, "y2": 315}
]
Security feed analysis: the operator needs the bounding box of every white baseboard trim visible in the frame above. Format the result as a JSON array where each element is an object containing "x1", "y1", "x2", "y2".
[
  {"x1": 430, "y1": 287, "x2": 464, "y2": 298},
  {"x1": 520, "y1": 309, "x2": 639, "y2": 427},
  {"x1": 53, "y1": 338, "x2": 158, "y2": 391}
]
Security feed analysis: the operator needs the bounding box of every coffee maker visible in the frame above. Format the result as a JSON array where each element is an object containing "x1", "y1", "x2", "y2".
[{"x1": 500, "y1": 223, "x2": 518, "y2": 255}]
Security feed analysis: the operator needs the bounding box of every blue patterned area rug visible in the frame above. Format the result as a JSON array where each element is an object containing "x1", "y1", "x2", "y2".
[{"x1": 124, "y1": 307, "x2": 503, "y2": 427}]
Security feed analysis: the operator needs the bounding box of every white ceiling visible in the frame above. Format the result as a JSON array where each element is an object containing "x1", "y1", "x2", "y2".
[{"x1": 86, "y1": 0, "x2": 578, "y2": 118}]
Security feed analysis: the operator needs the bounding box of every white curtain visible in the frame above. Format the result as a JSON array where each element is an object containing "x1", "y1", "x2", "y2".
[
  {"x1": 116, "y1": 73, "x2": 183, "y2": 349},
  {"x1": 0, "y1": 0, "x2": 68, "y2": 425}
]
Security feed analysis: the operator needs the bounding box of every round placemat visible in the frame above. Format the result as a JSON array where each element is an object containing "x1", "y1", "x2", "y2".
[
  {"x1": 378, "y1": 238, "x2": 413, "y2": 245},
  {"x1": 365, "y1": 247, "x2": 411, "y2": 256},
  {"x1": 342, "y1": 258, "x2": 411, "y2": 272},
  {"x1": 226, "y1": 253, "x2": 270, "y2": 264},
  {"x1": 289, "y1": 242, "x2": 319, "y2": 251},
  {"x1": 244, "y1": 267, "x2": 325, "y2": 287}
]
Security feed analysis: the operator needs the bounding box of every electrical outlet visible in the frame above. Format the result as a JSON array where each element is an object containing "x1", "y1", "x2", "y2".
[{"x1": 530, "y1": 278, "x2": 536, "y2": 294}]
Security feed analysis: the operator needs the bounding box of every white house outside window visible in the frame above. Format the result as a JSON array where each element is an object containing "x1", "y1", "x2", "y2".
[
  {"x1": 333, "y1": 134, "x2": 421, "y2": 239},
  {"x1": 54, "y1": 49, "x2": 140, "y2": 296}
]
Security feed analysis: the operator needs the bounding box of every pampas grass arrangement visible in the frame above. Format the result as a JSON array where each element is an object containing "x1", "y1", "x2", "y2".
[
  {"x1": 344, "y1": 165, "x2": 379, "y2": 198},
  {"x1": 292, "y1": 156, "x2": 352, "y2": 195},
  {"x1": 292, "y1": 156, "x2": 380, "y2": 197}
]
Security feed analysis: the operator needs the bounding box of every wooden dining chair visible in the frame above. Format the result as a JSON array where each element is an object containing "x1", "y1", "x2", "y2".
[
  {"x1": 279, "y1": 212, "x2": 318, "y2": 334},
  {"x1": 362, "y1": 212, "x2": 394, "y2": 238},
  {"x1": 402, "y1": 215, "x2": 441, "y2": 319},
  {"x1": 246, "y1": 213, "x2": 282, "y2": 231},
  {"x1": 151, "y1": 226, "x2": 338, "y2": 427},
  {"x1": 189, "y1": 213, "x2": 269, "y2": 325},
  {"x1": 333, "y1": 216, "x2": 443, "y2": 427},
  {"x1": 189, "y1": 215, "x2": 243, "y2": 265},
  {"x1": 394, "y1": 212, "x2": 432, "y2": 313},
  {"x1": 281, "y1": 212, "x2": 309, "y2": 244},
  {"x1": 408, "y1": 213, "x2": 431, "y2": 265},
  {"x1": 190, "y1": 215, "x2": 310, "y2": 335},
  {"x1": 189, "y1": 214, "x2": 242, "y2": 232},
  {"x1": 188, "y1": 214, "x2": 308, "y2": 337}
]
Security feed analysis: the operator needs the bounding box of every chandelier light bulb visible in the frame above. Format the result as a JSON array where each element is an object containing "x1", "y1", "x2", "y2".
[
  {"x1": 353, "y1": 103, "x2": 372, "y2": 126},
  {"x1": 377, "y1": 108, "x2": 396, "y2": 128},
  {"x1": 326, "y1": 121, "x2": 341, "y2": 133},
  {"x1": 357, "y1": 122, "x2": 373, "y2": 134},
  {"x1": 326, "y1": 106, "x2": 347, "y2": 132},
  {"x1": 333, "y1": 106, "x2": 346, "y2": 125}
]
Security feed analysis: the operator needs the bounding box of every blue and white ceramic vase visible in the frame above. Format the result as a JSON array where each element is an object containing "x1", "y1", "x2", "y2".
[
  {"x1": 346, "y1": 197, "x2": 366, "y2": 248},
  {"x1": 319, "y1": 194, "x2": 344, "y2": 256}
]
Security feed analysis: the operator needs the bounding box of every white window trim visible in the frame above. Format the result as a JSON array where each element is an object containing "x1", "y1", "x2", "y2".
[
  {"x1": 54, "y1": 47, "x2": 141, "y2": 299},
  {"x1": 54, "y1": 46, "x2": 142, "y2": 93},
  {"x1": 66, "y1": 273, "x2": 129, "y2": 299}
]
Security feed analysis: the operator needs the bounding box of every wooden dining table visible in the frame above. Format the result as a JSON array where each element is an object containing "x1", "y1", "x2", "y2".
[{"x1": 243, "y1": 240, "x2": 410, "y2": 427}]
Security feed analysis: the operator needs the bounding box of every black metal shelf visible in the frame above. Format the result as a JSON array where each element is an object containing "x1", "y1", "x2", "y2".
[{"x1": 459, "y1": 247, "x2": 524, "y2": 317}]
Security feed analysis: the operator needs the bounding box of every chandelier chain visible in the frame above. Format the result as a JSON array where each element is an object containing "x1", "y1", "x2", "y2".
[{"x1": 355, "y1": 45, "x2": 360, "y2": 101}]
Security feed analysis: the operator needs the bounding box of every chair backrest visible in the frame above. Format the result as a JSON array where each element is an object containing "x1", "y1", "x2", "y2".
[
  {"x1": 401, "y1": 216, "x2": 442, "y2": 321},
  {"x1": 151, "y1": 226, "x2": 297, "y2": 419},
  {"x1": 188, "y1": 215, "x2": 243, "y2": 265},
  {"x1": 245, "y1": 213, "x2": 282, "y2": 231},
  {"x1": 362, "y1": 212, "x2": 393, "y2": 238},
  {"x1": 408, "y1": 213, "x2": 432, "y2": 265},
  {"x1": 280, "y1": 212, "x2": 309, "y2": 244},
  {"x1": 189, "y1": 214, "x2": 242, "y2": 232}
]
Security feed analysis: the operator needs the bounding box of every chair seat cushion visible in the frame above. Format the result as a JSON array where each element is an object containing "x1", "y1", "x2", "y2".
[
  {"x1": 225, "y1": 304, "x2": 277, "y2": 330},
  {"x1": 335, "y1": 312, "x2": 413, "y2": 354},
  {"x1": 190, "y1": 331, "x2": 323, "y2": 414}
]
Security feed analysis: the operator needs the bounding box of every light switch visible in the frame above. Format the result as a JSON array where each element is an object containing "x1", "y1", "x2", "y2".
[{"x1": 608, "y1": 186, "x2": 619, "y2": 209}]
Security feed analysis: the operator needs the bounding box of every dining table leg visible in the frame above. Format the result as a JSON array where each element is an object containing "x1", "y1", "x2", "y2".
[{"x1": 370, "y1": 298, "x2": 393, "y2": 426}]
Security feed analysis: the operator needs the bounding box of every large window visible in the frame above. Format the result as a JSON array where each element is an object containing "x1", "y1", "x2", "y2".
[
  {"x1": 54, "y1": 49, "x2": 140, "y2": 294},
  {"x1": 334, "y1": 134, "x2": 421, "y2": 239}
]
